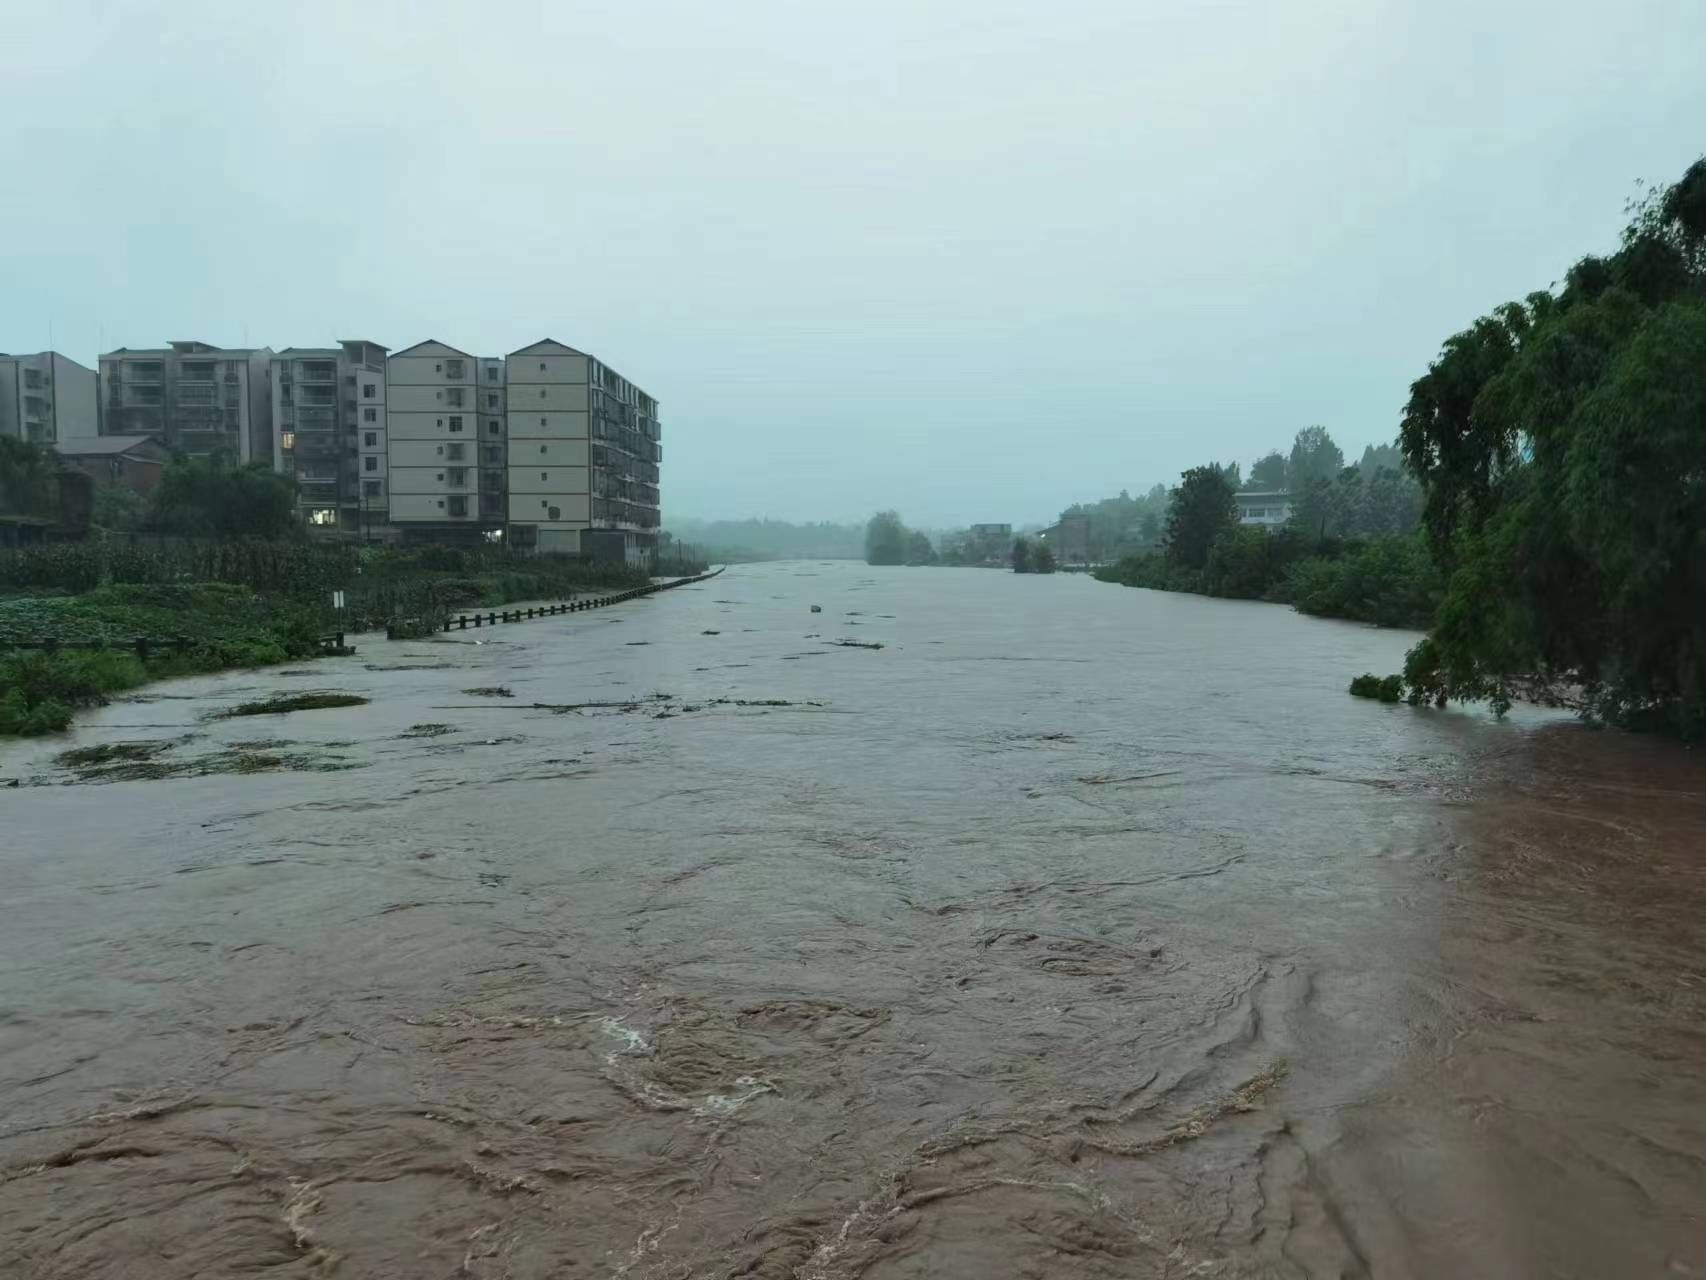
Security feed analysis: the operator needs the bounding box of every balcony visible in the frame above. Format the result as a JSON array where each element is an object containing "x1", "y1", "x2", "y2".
[{"x1": 298, "y1": 363, "x2": 337, "y2": 382}]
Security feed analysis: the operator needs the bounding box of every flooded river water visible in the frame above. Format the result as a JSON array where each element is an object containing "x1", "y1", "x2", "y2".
[{"x1": 2, "y1": 561, "x2": 1703, "y2": 1278}]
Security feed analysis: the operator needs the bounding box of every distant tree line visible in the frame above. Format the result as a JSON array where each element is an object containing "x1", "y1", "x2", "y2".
[
  {"x1": 664, "y1": 516, "x2": 867, "y2": 561},
  {"x1": 864, "y1": 511, "x2": 938, "y2": 565},
  {"x1": 1093, "y1": 427, "x2": 1432, "y2": 628}
]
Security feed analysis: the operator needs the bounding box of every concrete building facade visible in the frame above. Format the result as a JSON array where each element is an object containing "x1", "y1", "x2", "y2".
[
  {"x1": 505, "y1": 339, "x2": 660, "y2": 563},
  {"x1": 99, "y1": 342, "x2": 273, "y2": 462},
  {"x1": 384, "y1": 340, "x2": 496, "y2": 537},
  {"x1": 270, "y1": 340, "x2": 388, "y2": 535},
  {"x1": 1235, "y1": 491, "x2": 1293, "y2": 527},
  {"x1": 0, "y1": 352, "x2": 98, "y2": 444}
]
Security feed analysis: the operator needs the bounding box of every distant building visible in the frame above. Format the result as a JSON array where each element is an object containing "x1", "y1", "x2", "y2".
[
  {"x1": 54, "y1": 435, "x2": 169, "y2": 496},
  {"x1": 270, "y1": 341, "x2": 388, "y2": 535},
  {"x1": 1037, "y1": 513, "x2": 1091, "y2": 563},
  {"x1": 99, "y1": 341, "x2": 273, "y2": 462},
  {"x1": 0, "y1": 352, "x2": 98, "y2": 444},
  {"x1": 1235, "y1": 491, "x2": 1292, "y2": 527},
  {"x1": 506, "y1": 339, "x2": 660, "y2": 564},
  {"x1": 384, "y1": 340, "x2": 499, "y2": 538}
]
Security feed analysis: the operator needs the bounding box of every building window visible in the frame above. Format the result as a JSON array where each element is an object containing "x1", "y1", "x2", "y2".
[
  {"x1": 540, "y1": 445, "x2": 547, "y2": 453},
  {"x1": 539, "y1": 417, "x2": 546, "y2": 427},
  {"x1": 541, "y1": 471, "x2": 548, "y2": 480},
  {"x1": 445, "y1": 388, "x2": 465, "y2": 407},
  {"x1": 548, "y1": 505, "x2": 560, "y2": 520},
  {"x1": 446, "y1": 443, "x2": 465, "y2": 460},
  {"x1": 448, "y1": 496, "x2": 468, "y2": 517},
  {"x1": 363, "y1": 407, "x2": 377, "y2": 422},
  {"x1": 445, "y1": 359, "x2": 465, "y2": 379},
  {"x1": 489, "y1": 420, "x2": 501, "y2": 434},
  {"x1": 364, "y1": 431, "x2": 377, "y2": 447},
  {"x1": 539, "y1": 389, "x2": 547, "y2": 399},
  {"x1": 540, "y1": 500, "x2": 548, "y2": 509},
  {"x1": 447, "y1": 467, "x2": 467, "y2": 486},
  {"x1": 487, "y1": 446, "x2": 501, "y2": 463},
  {"x1": 364, "y1": 456, "x2": 377, "y2": 472},
  {"x1": 308, "y1": 508, "x2": 337, "y2": 525},
  {"x1": 448, "y1": 416, "x2": 464, "y2": 432},
  {"x1": 362, "y1": 384, "x2": 376, "y2": 399},
  {"x1": 486, "y1": 393, "x2": 498, "y2": 409},
  {"x1": 280, "y1": 431, "x2": 296, "y2": 450},
  {"x1": 363, "y1": 480, "x2": 381, "y2": 498}
]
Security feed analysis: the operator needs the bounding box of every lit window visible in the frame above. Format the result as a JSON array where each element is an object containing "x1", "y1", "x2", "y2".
[
  {"x1": 280, "y1": 431, "x2": 296, "y2": 449},
  {"x1": 308, "y1": 508, "x2": 337, "y2": 525}
]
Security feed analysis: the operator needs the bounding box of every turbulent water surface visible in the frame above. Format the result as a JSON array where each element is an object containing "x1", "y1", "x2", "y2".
[{"x1": 2, "y1": 562, "x2": 1703, "y2": 1278}]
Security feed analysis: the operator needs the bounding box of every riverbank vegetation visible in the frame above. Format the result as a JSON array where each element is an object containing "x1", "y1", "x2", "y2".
[
  {"x1": 865, "y1": 511, "x2": 938, "y2": 565},
  {"x1": 0, "y1": 539, "x2": 662, "y2": 737},
  {"x1": 1091, "y1": 432, "x2": 1436, "y2": 628},
  {"x1": 1388, "y1": 159, "x2": 1706, "y2": 735}
]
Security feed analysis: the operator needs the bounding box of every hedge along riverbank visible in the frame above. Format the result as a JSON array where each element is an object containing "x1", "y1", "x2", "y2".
[{"x1": 1093, "y1": 530, "x2": 1439, "y2": 631}]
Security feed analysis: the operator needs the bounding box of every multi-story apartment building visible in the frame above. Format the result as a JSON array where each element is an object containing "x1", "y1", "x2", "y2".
[
  {"x1": 505, "y1": 339, "x2": 660, "y2": 563},
  {"x1": 0, "y1": 352, "x2": 97, "y2": 444},
  {"x1": 270, "y1": 341, "x2": 388, "y2": 535},
  {"x1": 99, "y1": 341, "x2": 273, "y2": 461},
  {"x1": 384, "y1": 340, "x2": 499, "y2": 538}
]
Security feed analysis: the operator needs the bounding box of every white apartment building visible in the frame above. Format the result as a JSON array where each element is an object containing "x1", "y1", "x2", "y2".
[
  {"x1": 384, "y1": 340, "x2": 496, "y2": 535},
  {"x1": 0, "y1": 351, "x2": 97, "y2": 444},
  {"x1": 506, "y1": 339, "x2": 660, "y2": 563},
  {"x1": 270, "y1": 341, "x2": 388, "y2": 535},
  {"x1": 99, "y1": 341, "x2": 273, "y2": 461}
]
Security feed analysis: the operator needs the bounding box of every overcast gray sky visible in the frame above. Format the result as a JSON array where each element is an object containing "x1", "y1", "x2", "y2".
[{"x1": 2, "y1": 1, "x2": 1701, "y2": 527}]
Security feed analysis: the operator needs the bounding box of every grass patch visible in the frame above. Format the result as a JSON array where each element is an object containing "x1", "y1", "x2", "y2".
[
  {"x1": 220, "y1": 692, "x2": 370, "y2": 718},
  {"x1": 400, "y1": 723, "x2": 455, "y2": 738}
]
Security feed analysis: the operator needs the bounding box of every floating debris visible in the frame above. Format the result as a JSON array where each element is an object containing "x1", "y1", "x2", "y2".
[
  {"x1": 220, "y1": 692, "x2": 370, "y2": 718},
  {"x1": 701, "y1": 629, "x2": 721, "y2": 636},
  {"x1": 400, "y1": 723, "x2": 456, "y2": 738},
  {"x1": 828, "y1": 639, "x2": 885, "y2": 650},
  {"x1": 56, "y1": 741, "x2": 170, "y2": 768},
  {"x1": 463, "y1": 686, "x2": 514, "y2": 698}
]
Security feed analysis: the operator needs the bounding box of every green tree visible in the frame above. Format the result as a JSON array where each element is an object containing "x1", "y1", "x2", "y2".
[
  {"x1": 152, "y1": 454, "x2": 298, "y2": 538},
  {"x1": 1248, "y1": 451, "x2": 1288, "y2": 490},
  {"x1": 1011, "y1": 537, "x2": 1032, "y2": 573},
  {"x1": 1164, "y1": 465, "x2": 1238, "y2": 570},
  {"x1": 864, "y1": 510, "x2": 908, "y2": 565},
  {"x1": 1287, "y1": 426, "x2": 1345, "y2": 493},
  {"x1": 905, "y1": 529, "x2": 937, "y2": 565},
  {"x1": 1033, "y1": 543, "x2": 1056, "y2": 574},
  {"x1": 91, "y1": 483, "x2": 149, "y2": 531},
  {"x1": 1396, "y1": 157, "x2": 1706, "y2": 735}
]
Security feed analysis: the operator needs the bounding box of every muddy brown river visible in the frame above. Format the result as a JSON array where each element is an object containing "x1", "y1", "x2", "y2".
[{"x1": 2, "y1": 562, "x2": 1703, "y2": 1278}]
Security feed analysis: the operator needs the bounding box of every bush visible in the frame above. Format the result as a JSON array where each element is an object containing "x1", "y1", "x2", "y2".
[
  {"x1": 1348, "y1": 673, "x2": 1406, "y2": 703},
  {"x1": 0, "y1": 650, "x2": 150, "y2": 736}
]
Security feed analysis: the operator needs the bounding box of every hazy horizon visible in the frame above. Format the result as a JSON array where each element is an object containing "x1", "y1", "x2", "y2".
[{"x1": 4, "y1": 0, "x2": 1702, "y2": 528}]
